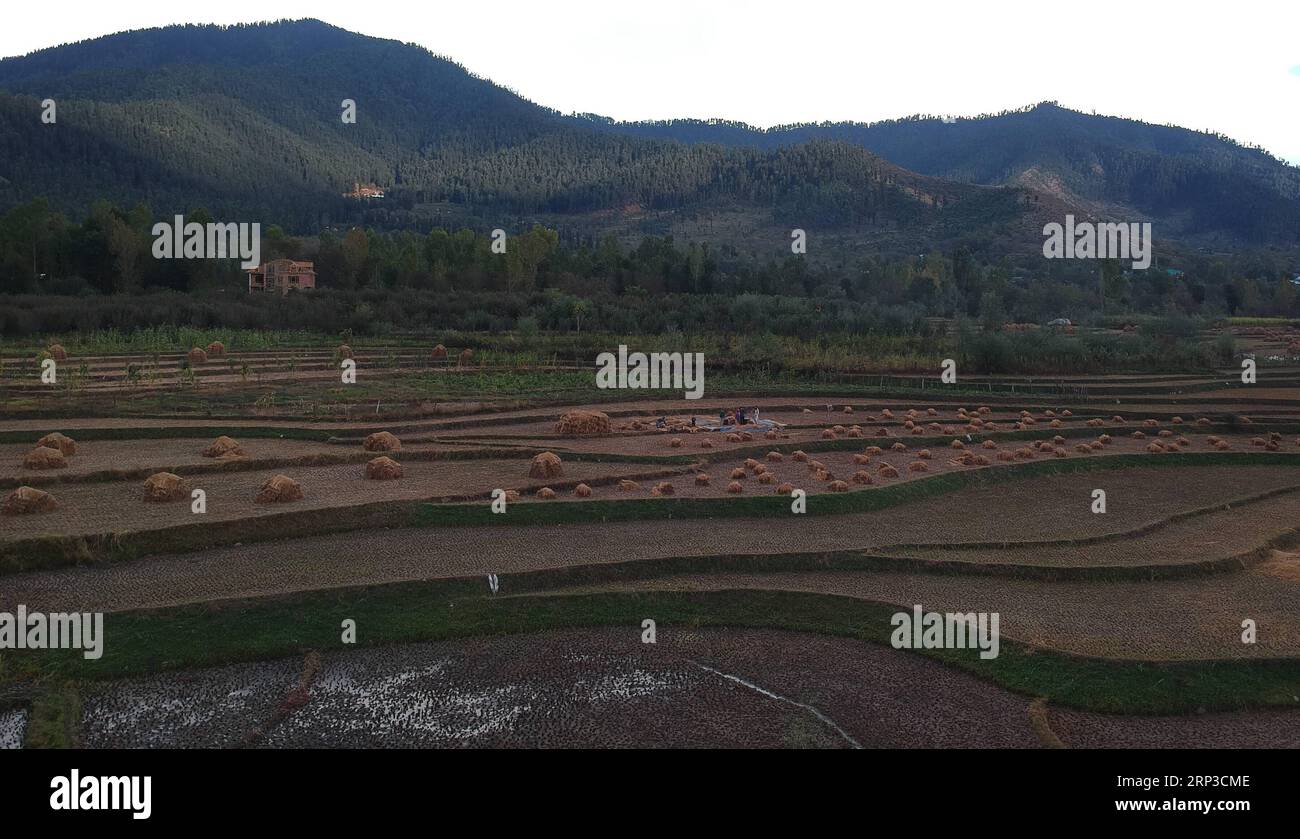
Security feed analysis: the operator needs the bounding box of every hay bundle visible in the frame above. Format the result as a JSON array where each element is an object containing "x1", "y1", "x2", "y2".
[
  {"x1": 1054, "y1": 448, "x2": 1067, "y2": 458},
  {"x1": 22, "y1": 447, "x2": 66, "y2": 470},
  {"x1": 365, "y1": 456, "x2": 403, "y2": 480},
  {"x1": 555, "y1": 410, "x2": 612, "y2": 436},
  {"x1": 847, "y1": 426, "x2": 863, "y2": 438},
  {"x1": 949, "y1": 439, "x2": 965, "y2": 449},
  {"x1": 726, "y1": 481, "x2": 744, "y2": 494},
  {"x1": 1075, "y1": 443, "x2": 1093, "y2": 454},
  {"x1": 202, "y1": 436, "x2": 244, "y2": 458},
  {"x1": 977, "y1": 406, "x2": 990, "y2": 415},
  {"x1": 911, "y1": 427, "x2": 925, "y2": 435},
  {"x1": 814, "y1": 469, "x2": 834, "y2": 482},
  {"x1": 821, "y1": 429, "x2": 837, "y2": 440},
  {"x1": 695, "y1": 473, "x2": 711, "y2": 486},
  {"x1": 1265, "y1": 440, "x2": 1280, "y2": 451},
  {"x1": 829, "y1": 480, "x2": 850, "y2": 492},
  {"x1": 729, "y1": 467, "x2": 746, "y2": 480},
  {"x1": 843, "y1": 406, "x2": 853, "y2": 414},
  {"x1": 36, "y1": 432, "x2": 77, "y2": 456},
  {"x1": 2, "y1": 486, "x2": 57, "y2": 515},
  {"x1": 1037, "y1": 441, "x2": 1055, "y2": 453},
  {"x1": 1089, "y1": 441, "x2": 1104, "y2": 451},
  {"x1": 1239, "y1": 416, "x2": 1253, "y2": 424},
  {"x1": 744, "y1": 458, "x2": 761, "y2": 471},
  {"x1": 575, "y1": 483, "x2": 593, "y2": 497},
  {"x1": 700, "y1": 439, "x2": 714, "y2": 449},
  {"x1": 256, "y1": 474, "x2": 303, "y2": 504},
  {"x1": 432, "y1": 344, "x2": 448, "y2": 360},
  {"x1": 851, "y1": 470, "x2": 873, "y2": 485},
  {"x1": 792, "y1": 450, "x2": 809, "y2": 462},
  {"x1": 1131, "y1": 431, "x2": 1146, "y2": 439},
  {"x1": 1086, "y1": 418, "x2": 1103, "y2": 427},
  {"x1": 917, "y1": 449, "x2": 932, "y2": 460},
  {"x1": 1171, "y1": 416, "x2": 1183, "y2": 424},
  {"x1": 1061, "y1": 410, "x2": 1073, "y2": 417},
  {"x1": 776, "y1": 482, "x2": 795, "y2": 494},
  {"x1": 1142, "y1": 419, "x2": 1159, "y2": 428},
  {"x1": 529, "y1": 452, "x2": 564, "y2": 479},
  {"x1": 187, "y1": 347, "x2": 208, "y2": 364},
  {"x1": 1196, "y1": 417, "x2": 1211, "y2": 426},
  {"x1": 1251, "y1": 437, "x2": 1266, "y2": 447},
  {"x1": 890, "y1": 442, "x2": 908, "y2": 452},
  {"x1": 1045, "y1": 410, "x2": 1056, "y2": 418},
  {"x1": 764, "y1": 430, "x2": 779, "y2": 440},
  {"x1": 458, "y1": 348, "x2": 473, "y2": 367},
  {"x1": 1214, "y1": 440, "x2": 1231, "y2": 450},
  {"x1": 725, "y1": 433, "x2": 743, "y2": 443},
  {"x1": 504, "y1": 490, "x2": 521, "y2": 503},
  {"x1": 877, "y1": 464, "x2": 899, "y2": 478},
  {"x1": 881, "y1": 409, "x2": 894, "y2": 419},
  {"x1": 1112, "y1": 415, "x2": 1125, "y2": 423},
  {"x1": 669, "y1": 438, "x2": 683, "y2": 448},
  {"x1": 766, "y1": 451, "x2": 784, "y2": 462},
  {"x1": 757, "y1": 472, "x2": 776, "y2": 484},
  {"x1": 142, "y1": 472, "x2": 187, "y2": 502},
  {"x1": 1146, "y1": 443, "x2": 1163, "y2": 454},
  {"x1": 739, "y1": 431, "x2": 755, "y2": 442},
  {"x1": 907, "y1": 461, "x2": 928, "y2": 473},
  {"x1": 363, "y1": 431, "x2": 402, "y2": 452},
  {"x1": 1049, "y1": 419, "x2": 1062, "y2": 428},
  {"x1": 1206, "y1": 435, "x2": 1221, "y2": 445},
  {"x1": 874, "y1": 427, "x2": 890, "y2": 437},
  {"x1": 1157, "y1": 429, "x2": 1173, "y2": 438},
  {"x1": 972, "y1": 455, "x2": 991, "y2": 466},
  {"x1": 996, "y1": 450, "x2": 1015, "y2": 462},
  {"x1": 809, "y1": 460, "x2": 826, "y2": 473},
  {"x1": 537, "y1": 487, "x2": 557, "y2": 499},
  {"x1": 619, "y1": 480, "x2": 639, "y2": 492},
  {"x1": 337, "y1": 344, "x2": 354, "y2": 360},
  {"x1": 206, "y1": 341, "x2": 226, "y2": 357},
  {"x1": 652, "y1": 482, "x2": 675, "y2": 496},
  {"x1": 853, "y1": 454, "x2": 871, "y2": 465},
  {"x1": 1014, "y1": 447, "x2": 1035, "y2": 460},
  {"x1": 865, "y1": 446, "x2": 883, "y2": 456},
  {"x1": 981, "y1": 440, "x2": 997, "y2": 450},
  {"x1": 47, "y1": 343, "x2": 69, "y2": 361},
  {"x1": 1098, "y1": 434, "x2": 1111, "y2": 444}
]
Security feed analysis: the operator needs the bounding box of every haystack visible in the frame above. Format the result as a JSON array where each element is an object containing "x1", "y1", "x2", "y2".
[
  {"x1": 890, "y1": 442, "x2": 907, "y2": 452},
  {"x1": 695, "y1": 473, "x2": 711, "y2": 486},
  {"x1": 458, "y1": 348, "x2": 473, "y2": 367},
  {"x1": 187, "y1": 347, "x2": 208, "y2": 364},
  {"x1": 729, "y1": 468, "x2": 746, "y2": 480},
  {"x1": 337, "y1": 344, "x2": 354, "y2": 360},
  {"x1": 554, "y1": 410, "x2": 612, "y2": 436},
  {"x1": 757, "y1": 472, "x2": 776, "y2": 484},
  {"x1": 365, "y1": 456, "x2": 403, "y2": 480},
  {"x1": 36, "y1": 432, "x2": 77, "y2": 456},
  {"x1": 206, "y1": 341, "x2": 226, "y2": 357},
  {"x1": 652, "y1": 482, "x2": 675, "y2": 496},
  {"x1": 821, "y1": 429, "x2": 837, "y2": 439},
  {"x1": 853, "y1": 454, "x2": 871, "y2": 465},
  {"x1": 536, "y1": 487, "x2": 556, "y2": 499},
  {"x1": 907, "y1": 461, "x2": 928, "y2": 473},
  {"x1": 202, "y1": 436, "x2": 244, "y2": 458},
  {"x1": 619, "y1": 479, "x2": 639, "y2": 492},
  {"x1": 529, "y1": 451, "x2": 564, "y2": 479},
  {"x1": 766, "y1": 451, "x2": 783, "y2": 462},
  {"x1": 792, "y1": 450, "x2": 809, "y2": 462},
  {"x1": 504, "y1": 490, "x2": 522, "y2": 503},
  {"x1": 829, "y1": 480, "x2": 849, "y2": 492},
  {"x1": 776, "y1": 482, "x2": 795, "y2": 494},
  {"x1": 700, "y1": 439, "x2": 714, "y2": 448},
  {"x1": 22, "y1": 447, "x2": 66, "y2": 470},
  {"x1": 878, "y1": 464, "x2": 899, "y2": 478},
  {"x1": 851, "y1": 471, "x2": 872, "y2": 485},
  {"x1": 981, "y1": 440, "x2": 997, "y2": 450},
  {"x1": 256, "y1": 475, "x2": 303, "y2": 503},
  {"x1": 432, "y1": 344, "x2": 448, "y2": 360},
  {"x1": 47, "y1": 343, "x2": 69, "y2": 361},
  {"x1": 669, "y1": 438, "x2": 683, "y2": 448},
  {"x1": 575, "y1": 483, "x2": 593, "y2": 497},
  {"x1": 2, "y1": 486, "x2": 57, "y2": 515},
  {"x1": 363, "y1": 431, "x2": 402, "y2": 452},
  {"x1": 726, "y1": 481, "x2": 744, "y2": 494},
  {"x1": 917, "y1": 449, "x2": 932, "y2": 460},
  {"x1": 142, "y1": 472, "x2": 187, "y2": 502}
]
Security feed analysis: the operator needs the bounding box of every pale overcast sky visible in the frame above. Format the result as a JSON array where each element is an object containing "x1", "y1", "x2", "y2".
[{"x1": 2, "y1": 0, "x2": 1297, "y2": 164}]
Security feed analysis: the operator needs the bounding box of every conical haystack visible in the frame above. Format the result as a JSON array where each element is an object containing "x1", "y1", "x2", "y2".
[
  {"x1": 142, "y1": 472, "x2": 187, "y2": 502},
  {"x1": 36, "y1": 432, "x2": 77, "y2": 456},
  {"x1": 256, "y1": 474, "x2": 303, "y2": 503},
  {"x1": 529, "y1": 451, "x2": 563, "y2": 479},
  {"x1": 554, "y1": 410, "x2": 612, "y2": 436},
  {"x1": 47, "y1": 344, "x2": 69, "y2": 361},
  {"x1": 22, "y1": 447, "x2": 66, "y2": 470},
  {"x1": 363, "y1": 431, "x2": 402, "y2": 452},
  {"x1": 187, "y1": 347, "x2": 208, "y2": 364},
  {"x1": 206, "y1": 341, "x2": 226, "y2": 357},
  {"x1": 337, "y1": 344, "x2": 354, "y2": 360},
  {"x1": 202, "y1": 436, "x2": 244, "y2": 458},
  {"x1": 365, "y1": 456, "x2": 403, "y2": 480},
  {"x1": 2, "y1": 486, "x2": 58, "y2": 515},
  {"x1": 432, "y1": 344, "x2": 448, "y2": 360}
]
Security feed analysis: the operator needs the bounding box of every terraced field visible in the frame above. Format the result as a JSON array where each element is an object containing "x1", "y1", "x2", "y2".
[{"x1": 4, "y1": 346, "x2": 1300, "y2": 748}]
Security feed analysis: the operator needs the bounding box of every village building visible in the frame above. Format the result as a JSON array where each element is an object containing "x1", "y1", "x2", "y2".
[{"x1": 246, "y1": 259, "x2": 317, "y2": 294}]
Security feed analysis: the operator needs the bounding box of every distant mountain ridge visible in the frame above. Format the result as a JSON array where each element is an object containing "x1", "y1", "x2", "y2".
[{"x1": 0, "y1": 19, "x2": 1296, "y2": 251}]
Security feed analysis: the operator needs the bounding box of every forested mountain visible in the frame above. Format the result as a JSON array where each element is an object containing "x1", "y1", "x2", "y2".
[
  {"x1": 579, "y1": 104, "x2": 1300, "y2": 245},
  {"x1": 0, "y1": 19, "x2": 1033, "y2": 245}
]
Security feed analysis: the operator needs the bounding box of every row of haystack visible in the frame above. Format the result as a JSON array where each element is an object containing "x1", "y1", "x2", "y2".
[{"x1": 21, "y1": 432, "x2": 78, "y2": 470}]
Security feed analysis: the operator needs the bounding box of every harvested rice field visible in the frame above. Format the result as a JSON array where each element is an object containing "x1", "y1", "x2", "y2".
[{"x1": 5, "y1": 352, "x2": 1300, "y2": 749}]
